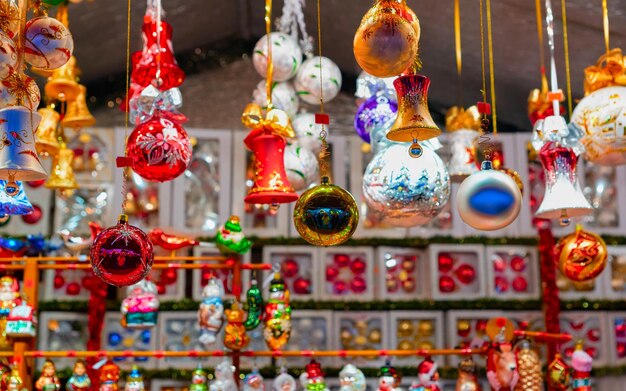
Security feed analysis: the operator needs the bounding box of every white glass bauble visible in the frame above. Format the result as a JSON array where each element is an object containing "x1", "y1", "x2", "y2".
[
  {"x1": 252, "y1": 80, "x2": 299, "y2": 118},
  {"x1": 252, "y1": 32, "x2": 303, "y2": 82},
  {"x1": 294, "y1": 56, "x2": 342, "y2": 105},
  {"x1": 284, "y1": 142, "x2": 319, "y2": 191}
]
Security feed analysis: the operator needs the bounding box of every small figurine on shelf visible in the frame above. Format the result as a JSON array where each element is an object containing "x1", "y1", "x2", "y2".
[
  {"x1": 0, "y1": 277, "x2": 20, "y2": 317},
  {"x1": 456, "y1": 358, "x2": 481, "y2": 391},
  {"x1": 7, "y1": 365, "x2": 25, "y2": 391},
  {"x1": 377, "y1": 363, "x2": 402, "y2": 391},
  {"x1": 66, "y1": 360, "x2": 91, "y2": 391},
  {"x1": 243, "y1": 279, "x2": 264, "y2": 331},
  {"x1": 486, "y1": 318, "x2": 518, "y2": 391},
  {"x1": 224, "y1": 301, "x2": 250, "y2": 350},
  {"x1": 98, "y1": 360, "x2": 120, "y2": 391},
  {"x1": 571, "y1": 342, "x2": 593, "y2": 391},
  {"x1": 215, "y1": 215, "x2": 252, "y2": 255},
  {"x1": 339, "y1": 364, "x2": 366, "y2": 391},
  {"x1": 190, "y1": 365, "x2": 209, "y2": 391},
  {"x1": 35, "y1": 360, "x2": 60, "y2": 391},
  {"x1": 263, "y1": 273, "x2": 291, "y2": 350},
  {"x1": 410, "y1": 357, "x2": 440, "y2": 391},
  {"x1": 5, "y1": 296, "x2": 36, "y2": 338},
  {"x1": 243, "y1": 369, "x2": 265, "y2": 391},
  {"x1": 299, "y1": 360, "x2": 329, "y2": 391},
  {"x1": 120, "y1": 279, "x2": 160, "y2": 329},
  {"x1": 0, "y1": 360, "x2": 11, "y2": 391},
  {"x1": 209, "y1": 360, "x2": 237, "y2": 391},
  {"x1": 124, "y1": 366, "x2": 145, "y2": 391},
  {"x1": 198, "y1": 276, "x2": 225, "y2": 345},
  {"x1": 273, "y1": 368, "x2": 296, "y2": 391}
]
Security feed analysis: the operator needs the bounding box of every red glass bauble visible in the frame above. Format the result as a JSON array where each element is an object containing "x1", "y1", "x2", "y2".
[
  {"x1": 22, "y1": 204, "x2": 42, "y2": 224},
  {"x1": 495, "y1": 276, "x2": 509, "y2": 293},
  {"x1": 351, "y1": 276, "x2": 367, "y2": 293},
  {"x1": 476, "y1": 320, "x2": 488, "y2": 332},
  {"x1": 512, "y1": 276, "x2": 528, "y2": 292},
  {"x1": 27, "y1": 179, "x2": 45, "y2": 188},
  {"x1": 401, "y1": 257, "x2": 416, "y2": 272},
  {"x1": 587, "y1": 328, "x2": 600, "y2": 342},
  {"x1": 160, "y1": 268, "x2": 177, "y2": 285},
  {"x1": 281, "y1": 259, "x2": 299, "y2": 278},
  {"x1": 127, "y1": 115, "x2": 191, "y2": 182},
  {"x1": 90, "y1": 215, "x2": 154, "y2": 287},
  {"x1": 586, "y1": 346, "x2": 597, "y2": 358},
  {"x1": 293, "y1": 277, "x2": 311, "y2": 294},
  {"x1": 617, "y1": 343, "x2": 626, "y2": 358},
  {"x1": 439, "y1": 275, "x2": 456, "y2": 293},
  {"x1": 350, "y1": 258, "x2": 367, "y2": 274},
  {"x1": 326, "y1": 265, "x2": 339, "y2": 281},
  {"x1": 201, "y1": 270, "x2": 212, "y2": 285},
  {"x1": 564, "y1": 347, "x2": 574, "y2": 358},
  {"x1": 53, "y1": 274, "x2": 64, "y2": 289},
  {"x1": 66, "y1": 282, "x2": 80, "y2": 296},
  {"x1": 493, "y1": 256, "x2": 506, "y2": 272},
  {"x1": 510, "y1": 255, "x2": 527, "y2": 272},
  {"x1": 334, "y1": 254, "x2": 350, "y2": 268},
  {"x1": 81, "y1": 276, "x2": 93, "y2": 287},
  {"x1": 333, "y1": 280, "x2": 347, "y2": 294},
  {"x1": 617, "y1": 324, "x2": 626, "y2": 336},
  {"x1": 455, "y1": 264, "x2": 476, "y2": 284},
  {"x1": 438, "y1": 253, "x2": 454, "y2": 273},
  {"x1": 157, "y1": 283, "x2": 166, "y2": 295}
]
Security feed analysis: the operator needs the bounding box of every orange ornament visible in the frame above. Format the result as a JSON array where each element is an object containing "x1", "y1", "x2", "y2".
[{"x1": 557, "y1": 225, "x2": 608, "y2": 282}]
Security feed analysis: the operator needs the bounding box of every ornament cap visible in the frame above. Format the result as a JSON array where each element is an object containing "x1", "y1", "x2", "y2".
[
  {"x1": 118, "y1": 214, "x2": 129, "y2": 224},
  {"x1": 481, "y1": 160, "x2": 493, "y2": 170}
]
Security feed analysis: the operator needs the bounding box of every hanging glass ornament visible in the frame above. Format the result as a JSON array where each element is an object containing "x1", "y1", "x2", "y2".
[
  {"x1": 190, "y1": 365, "x2": 208, "y2": 391},
  {"x1": 45, "y1": 144, "x2": 79, "y2": 190},
  {"x1": 284, "y1": 141, "x2": 319, "y2": 191},
  {"x1": 339, "y1": 364, "x2": 366, "y2": 391},
  {"x1": 547, "y1": 353, "x2": 570, "y2": 391},
  {"x1": 294, "y1": 56, "x2": 342, "y2": 105},
  {"x1": 0, "y1": 106, "x2": 47, "y2": 181},
  {"x1": 243, "y1": 280, "x2": 263, "y2": 331},
  {"x1": 0, "y1": 32, "x2": 16, "y2": 79},
  {"x1": 35, "y1": 360, "x2": 61, "y2": 391},
  {"x1": 90, "y1": 214, "x2": 154, "y2": 287},
  {"x1": 35, "y1": 106, "x2": 61, "y2": 157},
  {"x1": 252, "y1": 32, "x2": 302, "y2": 82},
  {"x1": 62, "y1": 84, "x2": 96, "y2": 130},
  {"x1": 263, "y1": 273, "x2": 291, "y2": 350},
  {"x1": 243, "y1": 369, "x2": 264, "y2": 391},
  {"x1": 0, "y1": 0, "x2": 19, "y2": 39},
  {"x1": 24, "y1": 16, "x2": 73, "y2": 70},
  {"x1": 355, "y1": 71, "x2": 396, "y2": 101},
  {"x1": 571, "y1": 343, "x2": 592, "y2": 391},
  {"x1": 44, "y1": 55, "x2": 80, "y2": 102},
  {"x1": 354, "y1": 93, "x2": 397, "y2": 143},
  {"x1": 353, "y1": 0, "x2": 420, "y2": 78},
  {"x1": 273, "y1": 369, "x2": 297, "y2": 391},
  {"x1": 557, "y1": 225, "x2": 607, "y2": 282},
  {"x1": 445, "y1": 106, "x2": 482, "y2": 181},
  {"x1": 253, "y1": 80, "x2": 299, "y2": 118},
  {"x1": 120, "y1": 279, "x2": 159, "y2": 329},
  {"x1": 124, "y1": 366, "x2": 144, "y2": 391},
  {"x1": 292, "y1": 112, "x2": 326, "y2": 154},
  {"x1": 198, "y1": 276, "x2": 225, "y2": 346},
  {"x1": 363, "y1": 140, "x2": 450, "y2": 228},
  {"x1": 514, "y1": 340, "x2": 542, "y2": 391},
  {"x1": 455, "y1": 358, "x2": 480, "y2": 391},
  {"x1": 0, "y1": 180, "x2": 33, "y2": 215},
  {"x1": 66, "y1": 360, "x2": 91, "y2": 391},
  {"x1": 223, "y1": 301, "x2": 250, "y2": 351},
  {"x1": 0, "y1": 68, "x2": 40, "y2": 109}
]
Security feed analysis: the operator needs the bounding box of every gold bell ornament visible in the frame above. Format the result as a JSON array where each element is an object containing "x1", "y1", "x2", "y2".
[
  {"x1": 35, "y1": 106, "x2": 61, "y2": 157},
  {"x1": 45, "y1": 144, "x2": 78, "y2": 190},
  {"x1": 44, "y1": 56, "x2": 80, "y2": 102},
  {"x1": 0, "y1": 106, "x2": 47, "y2": 182},
  {"x1": 62, "y1": 84, "x2": 96, "y2": 130}
]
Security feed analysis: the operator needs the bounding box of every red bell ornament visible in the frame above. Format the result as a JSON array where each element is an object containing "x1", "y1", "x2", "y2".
[
  {"x1": 127, "y1": 115, "x2": 191, "y2": 182},
  {"x1": 90, "y1": 214, "x2": 154, "y2": 287}
]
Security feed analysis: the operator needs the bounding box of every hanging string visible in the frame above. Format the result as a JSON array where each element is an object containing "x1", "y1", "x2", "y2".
[
  {"x1": 278, "y1": 0, "x2": 313, "y2": 57},
  {"x1": 265, "y1": 0, "x2": 274, "y2": 109},
  {"x1": 561, "y1": 0, "x2": 572, "y2": 117},
  {"x1": 534, "y1": 0, "x2": 547, "y2": 87},
  {"x1": 155, "y1": 0, "x2": 162, "y2": 86},
  {"x1": 14, "y1": 0, "x2": 27, "y2": 106},
  {"x1": 316, "y1": 0, "x2": 330, "y2": 178},
  {"x1": 121, "y1": 0, "x2": 132, "y2": 213},
  {"x1": 545, "y1": 0, "x2": 561, "y2": 116},
  {"x1": 454, "y1": 0, "x2": 463, "y2": 106},
  {"x1": 485, "y1": 0, "x2": 497, "y2": 134},
  {"x1": 476, "y1": 0, "x2": 493, "y2": 160},
  {"x1": 602, "y1": 0, "x2": 610, "y2": 54}
]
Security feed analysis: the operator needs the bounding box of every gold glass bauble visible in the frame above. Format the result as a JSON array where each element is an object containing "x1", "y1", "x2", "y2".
[
  {"x1": 353, "y1": 0, "x2": 420, "y2": 78},
  {"x1": 397, "y1": 340, "x2": 414, "y2": 351},
  {"x1": 417, "y1": 321, "x2": 433, "y2": 337},
  {"x1": 368, "y1": 329, "x2": 382, "y2": 344},
  {"x1": 397, "y1": 320, "x2": 414, "y2": 337},
  {"x1": 556, "y1": 225, "x2": 607, "y2": 282},
  {"x1": 293, "y1": 176, "x2": 358, "y2": 246}
]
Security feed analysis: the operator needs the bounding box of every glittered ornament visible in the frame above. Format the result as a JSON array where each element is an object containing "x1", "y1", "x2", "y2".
[
  {"x1": 224, "y1": 301, "x2": 250, "y2": 350},
  {"x1": 24, "y1": 16, "x2": 73, "y2": 70},
  {"x1": 90, "y1": 214, "x2": 154, "y2": 287},
  {"x1": 457, "y1": 160, "x2": 522, "y2": 231},
  {"x1": 571, "y1": 344, "x2": 592, "y2": 391},
  {"x1": 243, "y1": 281, "x2": 263, "y2": 331},
  {"x1": 198, "y1": 276, "x2": 224, "y2": 346},
  {"x1": 263, "y1": 273, "x2": 291, "y2": 350},
  {"x1": 556, "y1": 225, "x2": 607, "y2": 282},
  {"x1": 514, "y1": 340, "x2": 542, "y2": 391},
  {"x1": 292, "y1": 112, "x2": 327, "y2": 154},
  {"x1": 0, "y1": 0, "x2": 19, "y2": 39},
  {"x1": 273, "y1": 370, "x2": 297, "y2": 391},
  {"x1": 293, "y1": 176, "x2": 359, "y2": 246},
  {"x1": 66, "y1": 360, "x2": 91, "y2": 391},
  {"x1": 0, "y1": 32, "x2": 16, "y2": 79},
  {"x1": 0, "y1": 69, "x2": 41, "y2": 110},
  {"x1": 354, "y1": 93, "x2": 397, "y2": 143},
  {"x1": 353, "y1": 0, "x2": 420, "y2": 78},
  {"x1": 252, "y1": 32, "x2": 302, "y2": 82},
  {"x1": 124, "y1": 366, "x2": 144, "y2": 391},
  {"x1": 243, "y1": 370, "x2": 264, "y2": 391},
  {"x1": 215, "y1": 215, "x2": 252, "y2": 255},
  {"x1": 127, "y1": 115, "x2": 191, "y2": 182},
  {"x1": 294, "y1": 56, "x2": 342, "y2": 105},
  {"x1": 363, "y1": 141, "x2": 450, "y2": 227},
  {"x1": 253, "y1": 80, "x2": 299, "y2": 118},
  {"x1": 284, "y1": 142, "x2": 319, "y2": 191},
  {"x1": 547, "y1": 353, "x2": 570, "y2": 391}
]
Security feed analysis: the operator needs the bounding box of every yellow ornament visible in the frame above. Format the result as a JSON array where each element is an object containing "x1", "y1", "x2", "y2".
[
  {"x1": 293, "y1": 176, "x2": 358, "y2": 246},
  {"x1": 397, "y1": 320, "x2": 414, "y2": 337},
  {"x1": 457, "y1": 320, "x2": 470, "y2": 334},
  {"x1": 418, "y1": 341, "x2": 434, "y2": 351},
  {"x1": 557, "y1": 225, "x2": 608, "y2": 282},
  {"x1": 418, "y1": 321, "x2": 433, "y2": 337},
  {"x1": 223, "y1": 302, "x2": 250, "y2": 351},
  {"x1": 397, "y1": 340, "x2": 414, "y2": 351},
  {"x1": 368, "y1": 329, "x2": 382, "y2": 344},
  {"x1": 514, "y1": 340, "x2": 543, "y2": 391}
]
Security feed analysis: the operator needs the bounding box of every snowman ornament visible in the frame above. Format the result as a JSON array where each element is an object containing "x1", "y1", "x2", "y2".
[{"x1": 198, "y1": 277, "x2": 225, "y2": 345}]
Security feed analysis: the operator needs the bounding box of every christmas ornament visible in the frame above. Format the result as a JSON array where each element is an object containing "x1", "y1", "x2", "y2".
[
  {"x1": 23, "y1": 16, "x2": 73, "y2": 70},
  {"x1": 0, "y1": 1, "x2": 19, "y2": 39},
  {"x1": 224, "y1": 301, "x2": 250, "y2": 350},
  {"x1": 363, "y1": 140, "x2": 450, "y2": 227},
  {"x1": 252, "y1": 32, "x2": 302, "y2": 82},
  {"x1": 284, "y1": 142, "x2": 319, "y2": 191},
  {"x1": 90, "y1": 214, "x2": 154, "y2": 287},
  {"x1": 253, "y1": 80, "x2": 299, "y2": 118},
  {"x1": 7, "y1": 366, "x2": 23, "y2": 391},
  {"x1": 21, "y1": 203, "x2": 41, "y2": 224},
  {"x1": 292, "y1": 112, "x2": 326, "y2": 154},
  {"x1": 456, "y1": 358, "x2": 481, "y2": 391},
  {"x1": 98, "y1": 360, "x2": 120, "y2": 391},
  {"x1": 300, "y1": 360, "x2": 329, "y2": 391},
  {"x1": 149, "y1": 228, "x2": 199, "y2": 253},
  {"x1": 243, "y1": 280, "x2": 264, "y2": 331},
  {"x1": 377, "y1": 364, "x2": 401, "y2": 391},
  {"x1": 215, "y1": 215, "x2": 252, "y2": 255},
  {"x1": 339, "y1": 364, "x2": 366, "y2": 391},
  {"x1": 0, "y1": 106, "x2": 47, "y2": 182},
  {"x1": 43, "y1": 55, "x2": 79, "y2": 102},
  {"x1": 353, "y1": 0, "x2": 419, "y2": 78},
  {"x1": 354, "y1": 93, "x2": 398, "y2": 143},
  {"x1": 386, "y1": 74, "x2": 442, "y2": 144},
  {"x1": 5, "y1": 299, "x2": 36, "y2": 337},
  {"x1": 513, "y1": 340, "x2": 542, "y2": 391},
  {"x1": 124, "y1": 366, "x2": 144, "y2": 391},
  {"x1": 45, "y1": 144, "x2": 78, "y2": 190},
  {"x1": 0, "y1": 67, "x2": 40, "y2": 109},
  {"x1": 294, "y1": 56, "x2": 342, "y2": 104},
  {"x1": 127, "y1": 115, "x2": 191, "y2": 182},
  {"x1": 0, "y1": 32, "x2": 16, "y2": 79},
  {"x1": 198, "y1": 276, "x2": 224, "y2": 345},
  {"x1": 35, "y1": 360, "x2": 60, "y2": 391},
  {"x1": 242, "y1": 105, "x2": 298, "y2": 205},
  {"x1": 190, "y1": 365, "x2": 208, "y2": 391},
  {"x1": 35, "y1": 106, "x2": 61, "y2": 157},
  {"x1": 445, "y1": 106, "x2": 482, "y2": 181},
  {"x1": 273, "y1": 369, "x2": 297, "y2": 391},
  {"x1": 264, "y1": 273, "x2": 291, "y2": 350},
  {"x1": 410, "y1": 357, "x2": 440, "y2": 391},
  {"x1": 0, "y1": 276, "x2": 19, "y2": 319},
  {"x1": 571, "y1": 343, "x2": 592, "y2": 391},
  {"x1": 62, "y1": 84, "x2": 96, "y2": 130},
  {"x1": 0, "y1": 361, "x2": 10, "y2": 391},
  {"x1": 0, "y1": 181, "x2": 33, "y2": 215},
  {"x1": 547, "y1": 353, "x2": 570, "y2": 391},
  {"x1": 243, "y1": 370, "x2": 265, "y2": 391},
  {"x1": 209, "y1": 361, "x2": 237, "y2": 391},
  {"x1": 355, "y1": 71, "x2": 397, "y2": 101},
  {"x1": 293, "y1": 176, "x2": 358, "y2": 246},
  {"x1": 486, "y1": 319, "x2": 519, "y2": 391},
  {"x1": 120, "y1": 279, "x2": 159, "y2": 329},
  {"x1": 556, "y1": 225, "x2": 607, "y2": 282},
  {"x1": 457, "y1": 160, "x2": 522, "y2": 231}
]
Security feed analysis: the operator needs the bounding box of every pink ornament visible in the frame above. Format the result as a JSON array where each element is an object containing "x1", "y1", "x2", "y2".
[
  {"x1": 350, "y1": 258, "x2": 366, "y2": 274},
  {"x1": 334, "y1": 254, "x2": 350, "y2": 268},
  {"x1": 512, "y1": 276, "x2": 528, "y2": 292},
  {"x1": 24, "y1": 16, "x2": 73, "y2": 70},
  {"x1": 351, "y1": 276, "x2": 367, "y2": 293},
  {"x1": 326, "y1": 265, "x2": 339, "y2": 281},
  {"x1": 281, "y1": 259, "x2": 299, "y2": 278},
  {"x1": 510, "y1": 255, "x2": 527, "y2": 272},
  {"x1": 293, "y1": 277, "x2": 311, "y2": 294},
  {"x1": 439, "y1": 275, "x2": 456, "y2": 293},
  {"x1": 455, "y1": 264, "x2": 476, "y2": 285},
  {"x1": 438, "y1": 253, "x2": 454, "y2": 273}
]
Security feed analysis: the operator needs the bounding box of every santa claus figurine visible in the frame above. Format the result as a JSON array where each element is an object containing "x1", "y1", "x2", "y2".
[
  {"x1": 198, "y1": 276, "x2": 225, "y2": 345},
  {"x1": 0, "y1": 277, "x2": 20, "y2": 317},
  {"x1": 571, "y1": 343, "x2": 592, "y2": 391},
  {"x1": 410, "y1": 357, "x2": 440, "y2": 391}
]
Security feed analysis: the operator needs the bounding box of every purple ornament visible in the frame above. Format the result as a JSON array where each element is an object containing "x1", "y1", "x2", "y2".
[{"x1": 354, "y1": 94, "x2": 397, "y2": 143}]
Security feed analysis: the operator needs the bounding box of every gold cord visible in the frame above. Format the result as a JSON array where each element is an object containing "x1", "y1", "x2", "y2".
[
  {"x1": 122, "y1": 0, "x2": 132, "y2": 214},
  {"x1": 265, "y1": 0, "x2": 273, "y2": 109},
  {"x1": 561, "y1": 0, "x2": 572, "y2": 117},
  {"x1": 485, "y1": 0, "x2": 497, "y2": 134},
  {"x1": 454, "y1": 0, "x2": 463, "y2": 106},
  {"x1": 602, "y1": 0, "x2": 610, "y2": 54},
  {"x1": 317, "y1": 0, "x2": 329, "y2": 178},
  {"x1": 535, "y1": 0, "x2": 545, "y2": 78}
]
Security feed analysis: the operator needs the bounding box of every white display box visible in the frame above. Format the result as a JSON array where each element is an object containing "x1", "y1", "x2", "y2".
[
  {"x1": 42, "y1": 268, "x2": 92, "y2": 302},
  {"x1": 318, "y1": 247, "x2": 375, "y2": 302},
  {"x1": 38, "y1": 312, "x2": 88, "y2": 370},
  {"x1": 191, "y1": 245, "x2": 251, "y2": 301},
  {"x1": 559, "y1": 311, "x2": 609, "y2": 367},
  {"x1": 557, "y1": 265, "x2": 607, "y2": 301},
  {"x1": 605, "y1": 246, "x2": 626, "y2": 299},
  {"x1": 156, "y1": 311, "x2": 205, "y2": 369},
  {"x1": 579, "y1": 161, "x2": 626, "y2": 236},
  {"x1": 170, "y1": 128, "x2": 232, "y2": 236},
  {"x1": 429, "y1": 244, "x2": 486, "y2": 300},
  {"x1": 231, "y1": 130, "x2": 290, "y2": 237},
  {"x1": 375, "y1": 247, "x2": 429, "y2": 300},
  {"x1": 388, "y1": 311, "x2": 445, "y2": 367},
  {"x1": 332, "y1": 311, "x2": 389, "y2": 367},
  {"x1": 262, "y1": 246, "x2": 320, "y2": 300},
  {"x1": 607, "y1": 312, "x2": 626, "y2": 366},
  {"x1": 485, "y1": 245, "x2": 540, "y2": 300},
  {"x1": 285, "y1": 310, "x2": 333, "y2": 367},
  {"x1": 101, "y1": 312, "x2": 157, "y2": 369}
]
